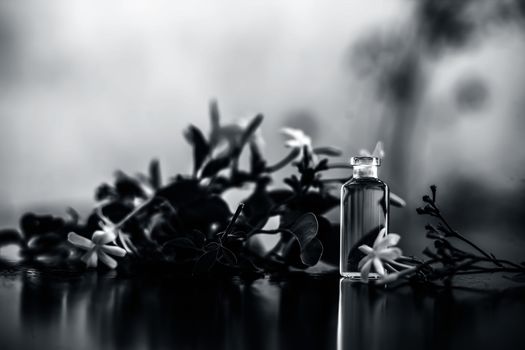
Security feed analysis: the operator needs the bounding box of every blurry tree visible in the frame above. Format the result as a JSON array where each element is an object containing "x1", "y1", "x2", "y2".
[{"x1": 350, "y1": 0, "x2": 525, "y2": 194}]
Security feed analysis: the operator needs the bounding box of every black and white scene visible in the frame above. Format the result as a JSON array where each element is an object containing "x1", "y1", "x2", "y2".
[{"x1": 1, "y1": 1, "x2": 525, "y2": 349}]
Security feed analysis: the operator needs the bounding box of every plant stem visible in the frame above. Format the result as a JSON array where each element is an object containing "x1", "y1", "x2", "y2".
[
  {"x1": 115, "y1": 197, "x2": 155, "y2": 228},
  {"x1": 389, "y1": 259, "x2": 415, "y2": 270},
  {"x1": 264, "y1": 149, "x2": 300, "y2": 173},
  {"x1": 434, "y1": 205, "x2": 501, "y2": 266},
  {"x1": 221, "y1": 202, "x2": 245, "y2": 240}
]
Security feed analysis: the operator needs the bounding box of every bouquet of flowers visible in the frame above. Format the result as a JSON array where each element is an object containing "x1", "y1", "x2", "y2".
[{"x1": 0, "y1": 101, "x2": 523, "y2": 288}]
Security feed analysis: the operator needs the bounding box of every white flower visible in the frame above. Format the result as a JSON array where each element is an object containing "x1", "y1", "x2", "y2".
[
  {"x1": 358, "y1": 228, "x2": 402, "y2": 282},
  {"x1": 281, "y1": 128, "x2": 313, "y2": 150},
  {"x1": 68, "y1": 224, "x2": 126, "y2": 269},
  {"x1": 281, "y1": 127, "x2": 317, "y2": 163},
  {"x1": 359, "y1": 141, "x2": 384, "y2": 158}
]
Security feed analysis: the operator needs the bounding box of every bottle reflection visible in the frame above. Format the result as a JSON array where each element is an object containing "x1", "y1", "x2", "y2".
[{"x1": 337, "y1": 278, "x2": 387, "y2": 350}]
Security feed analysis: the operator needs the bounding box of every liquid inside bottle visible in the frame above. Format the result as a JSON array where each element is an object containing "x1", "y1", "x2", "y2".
[{"x1": 340, "y1": 156, "x2": 389, "y2": 279}]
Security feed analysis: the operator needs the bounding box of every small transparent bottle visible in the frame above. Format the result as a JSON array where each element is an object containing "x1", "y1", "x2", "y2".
[{"x1": 340, "y1": 156, "x2": 389, "y2": 279}]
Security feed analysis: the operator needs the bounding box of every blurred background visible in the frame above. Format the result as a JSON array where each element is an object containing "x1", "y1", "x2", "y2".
[{"x1": 1, "y1": 0, "x2": 525, "y2": 259}]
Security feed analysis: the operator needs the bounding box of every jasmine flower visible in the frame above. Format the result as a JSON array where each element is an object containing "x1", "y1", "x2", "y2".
[
  {"x1": 68, "y1": 224, "x2": 126, "y2": 269},
  {"x1": 281, "y1": 127, "x2": 316, "y2": 163},
  {"x1": 358, "y1": 228, "x2": 404, "y2": 282},
  {"x1": 359, "y1": 141, "x2": 385, "y2": 158}
]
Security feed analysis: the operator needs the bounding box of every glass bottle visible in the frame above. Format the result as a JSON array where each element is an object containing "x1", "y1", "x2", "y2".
[{"x1": 340, "y1": 156, "x2": 389, "y2": 279}]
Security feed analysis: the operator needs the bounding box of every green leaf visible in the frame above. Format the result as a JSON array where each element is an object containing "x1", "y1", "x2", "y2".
[
  {"x1": 184, "y1": 125, "x2": 210, "y2": 175},
  {"x1": 149, "y1": 158, "x2": 162, "y2": 190}
]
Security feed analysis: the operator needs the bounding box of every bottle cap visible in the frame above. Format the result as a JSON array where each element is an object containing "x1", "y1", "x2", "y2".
[{"x1": 350, "y1": 156, "x2": 381, "y2": 166}]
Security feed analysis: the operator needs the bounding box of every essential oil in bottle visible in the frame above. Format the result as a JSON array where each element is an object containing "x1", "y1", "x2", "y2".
[{"x1": 340, "y1": 156, "x2": 389, "y2": 279}]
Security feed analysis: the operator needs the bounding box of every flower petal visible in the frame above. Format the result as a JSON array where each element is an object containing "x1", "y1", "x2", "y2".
[
  {"x1": 378, "y1": 247, "x2": 403, "y2": 261},
  {"x1": 281, "y1": 127, "x2": 304, "y2": 140},
  {"x1": 372, "y1": 141, "x2": 385, "y2": 158},
  {"x1": 373, "y1": 228, "x2": 387, "y2": 248},
  {"x1": 373, "y1": 257, "x2": 385, "y2": 276},
  {"x1": 360, "y1": 258, "x2": 373, "y2": 282},
  {"x1": 285, "y1": 140, "x2": 302, "y2": 148},
  {"x1": 376, "y1": 233, "x2": 401, "y2": 250},
  {"x1": 81, "y1": 249, "x2": 98, "y2": 268},
  {"x1": 100, "y1": 245, "x2": 127, "y2": 257},
  {"x1": 358, "y1": 255, "x2": 371, "y2": 270},
  {"x1": 281, "y1": 128, "x2": 311, "y2": 148},
  {"x1": 68, "y1": 232, "x2": 94, "y2": 250},
  {"x1": 92, "y1": 230, "x2": 116, "y2": 245},
  {"x1": 98, "y1": 250, "x2": 118, "y2": 269},
  {"x1": 358, "y1": 245, "x2": 374, "y2": 255}
]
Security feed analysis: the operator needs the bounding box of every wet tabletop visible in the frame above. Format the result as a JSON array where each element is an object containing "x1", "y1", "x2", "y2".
[{"x1": 0, "y1": 268, "x2": 523, "y2": 350}]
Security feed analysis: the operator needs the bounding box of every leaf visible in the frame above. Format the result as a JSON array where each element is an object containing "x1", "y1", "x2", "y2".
[
  {"x1": 177, "y1": 195, "x2": 232, "y2": 234},
  {"x1": 200, "y1": 156, "x2": 231, "y2": 178},
  {"x1": 149, "y1": 158, "x2": 162, "y2": 190},
  {"x1": 284, "y1": 175, "x2": 301, "y2": 192},
  {"x1": 184, "y1": 125, "x2": 210, "y2": 175},
  {"x1": 287, "y1": 213, "x2": 322, "y2": 266},
  {"x1": 268, "y1": 189, "x2": 295, "y2": 203},
  {"x1": 316, "y1": 216, "x2": 339, "y2": 265},
  {"x1": 209, "y1": 99, "x2": 220, "y2": 134},
  {"x1": 249, "y1": 140, "x2": 266, "y2": 175},
  {"x1": 0, "y1": 229, "x2": 23, "y2": 246},
  {"x1": 20, "y1": 213, "x2": 65, "y2": 238},
  {"x1": 193, "y1": 249, "x2": 219, "y2": 275},
  {"x1": 158, "y1": 177, "x2": 202, "y2": 207},
  {"x1": 28, "y1": 232, "x2": 63, "y2": 250},
  {"x1": 300, "y1": 238, "x2": 323, "y2": 266},
  {"x1": 114, "y1": 171, "x2": 146, "y2": 199},
  {"x1": 287, "y1": 192, "x2": 340, "y2": 215},
  {"x1": 239, "y1": 114, "x2": 264, "y2": 149},
  {"x1": 242, "y1": 181, "x2": 274, "y2": 226},
  {"x1": 314, "y1": 158, "x2": 329, "y2": 172},
  {"x1": 95, "y1": 183, "x2": 116, "y2": 201},
  {"x1": 313, "y1": 146, "x2": 343, "y2": 157}
]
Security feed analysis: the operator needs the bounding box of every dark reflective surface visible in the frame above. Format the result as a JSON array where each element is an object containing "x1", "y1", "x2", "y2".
[{"x1": 0, "y1": 269, "x2": 524, "y2": 350}]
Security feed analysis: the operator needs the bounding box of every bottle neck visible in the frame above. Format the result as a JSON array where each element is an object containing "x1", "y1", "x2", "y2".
[{"x1": 353, "y1": 165, "x2": 378, "y2": 179}]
